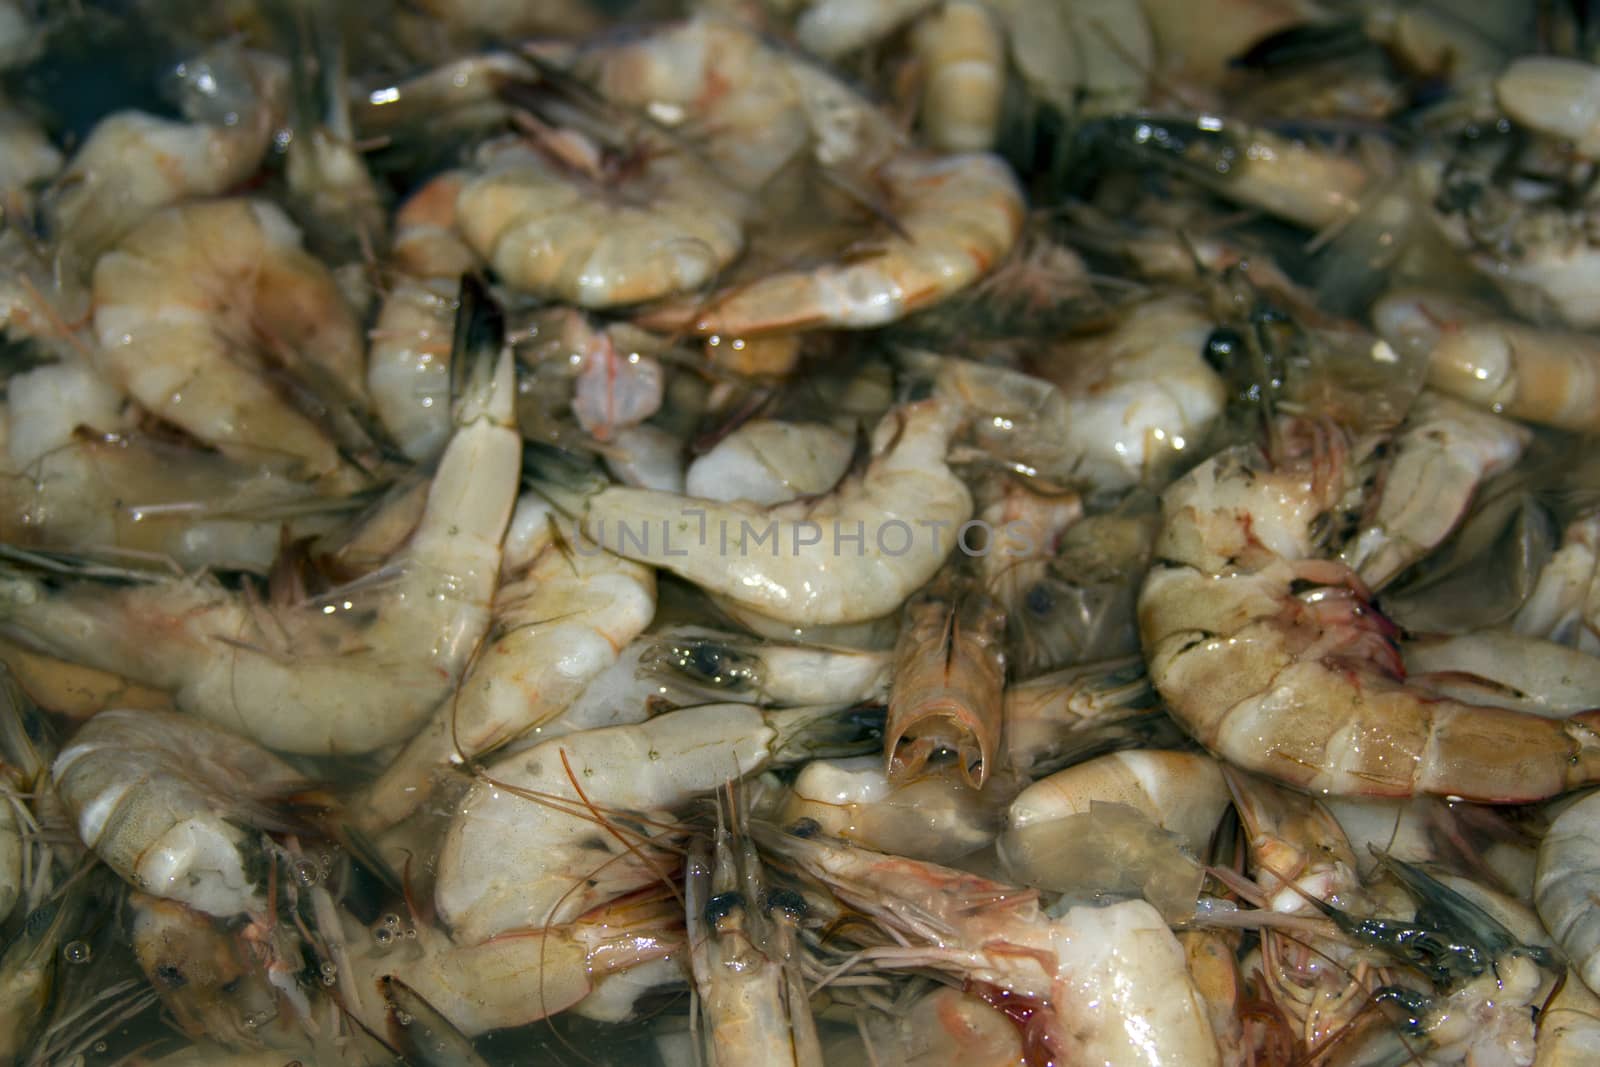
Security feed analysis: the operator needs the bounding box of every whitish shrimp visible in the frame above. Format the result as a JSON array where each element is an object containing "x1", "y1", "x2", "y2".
[
  {"x1": 684, "y1": 419, "x2": 854, "y2": 506},
  {"x1": 345, "y1": 888, "x2": 684, "y2": 1038},
  {"x1": 1515, "y1": 510, "x2": 1600, "y2": 654},
  {"x1": 644, "y1": 151, "x2": 1023, "y2": 335},
  {"x1": 369, "y1": 171, "x2": 476, "y2": 462},
  {"x1": 885, "y1": 571, "x2": 1007, "y2": 789},
  {"x1": 1375, "y1": 289, "x2": 1600, "y2": 435},
  {"x1": 1403, "y1": 629, "x2": 1600, "y2": 718},
  {"x1": 776, "y1": 756, "x2": 1004, "y2": 863},
  {"x1": 359, "y1": 498, "x2": 655, "y2": 831},
  {"x1": 0, "y1": 346, "x2": 519, "y2": 755},
  {"x1": 1138, "y1": 422, "x2": 1600, "y2": 801},
  {"x1": 456, "y1": 128, "x2": 746, "y2": 308},
  {"x1": 1536, "y1": 790, "x2": 1600, "y2": 997},
  {"x1": 686, "y1": 818, "x2": 822, "y2": 1067},
  {"x1": 579, "y1": 399, "x2": 971, "y2": 626},
  {"x1": 50, "y1": 709, "x2": 308, "y2": 917},
  {"x1": 49, "y1": 45, "x2": 287, "y2": 262},
  {"x1": 1000, "y1": 655, "x2": 1164, "y2": 774},
  {"x1": 828, "y1": 984, "x2": 1026, "y2": 1066},
  {"x1": 1496, "y1": 57, "x2": 1600, "y2": 157},
  {"x1": 763, "y1": 826, "x2": 1222, "y2": 1066},
  {"x1": 634, "y1": 627, "x2": 892, "y2": 708},
  {"x1": 435, "y1": 701, "x2": 882, "y2": 943},
  {"x1": 971, "y1": 475, "x2": 1083, "y2": 677},
  {"x1": 1336, "y1": 391, "x2": 1528, "y2": 591},
  {"x1": 1536, "y1": 971, "x2": 1600, "y2": 1066},
  {"x1": 998, "y1": 750, "x2": 1228, "y2": 919},
  {"x1": 91, "y1": 198, "x2": 372, "y2": 490}
]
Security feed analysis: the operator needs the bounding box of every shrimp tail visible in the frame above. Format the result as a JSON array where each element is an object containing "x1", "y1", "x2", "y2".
[{"x1": 379, "y1": 974, "x2": 492, "y2": 1067}]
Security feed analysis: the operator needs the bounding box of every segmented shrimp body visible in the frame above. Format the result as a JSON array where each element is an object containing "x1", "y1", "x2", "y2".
[
  {"x1": 0, "y1": 351, "x2": 520, "y2": 755},
  {"x1": 1138, "y1": 423, "x2": 1600, "y2": 801}
]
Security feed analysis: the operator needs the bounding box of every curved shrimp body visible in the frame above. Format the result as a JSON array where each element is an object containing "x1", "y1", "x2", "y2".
[
  {"x1": 50, "y1": 47, "x2": 287, "y2": 262},
  {"x1": 885, "y1": 573, "x2": 1007, "y2": 789},
  {"x1": 1375, "y1": 289, "x2": 1600, "y2": 434},
  {"x1": 1138, "y1": 437, "x2": 1600, "y2": 802},
  {"x1": 91, "y1": 198, "x2": 369, "y2": 489},
  {"x1": 651, "y1": 151, "x2": 1024, "y2": 335},
  {"x1": 0, "y1": 352, "x2": 520, "y2": 755},
  {"x1": 998, "y1": 750, "x2": 1228, "y2": 912},
  {"x1": 763, "y1": 828, "x2": 1221, "y2": 1066},
  {"x1": 435, "y1": 701, "x2": 880, "y2": 944},
  {"x1": 1496, "y1": 57, "x2": 1600, "y2": 157},
  {"x1": 1031, "y1": 293, "x2": 1226, "y2": 490},
  {"x1": 1536, "y1": 790, "x2": 1600, "y2": 997},
  {"x1": 1336, "y1": 391, "x2": 1528, "y2": 590},
  {"x1": 369, "y1": 171, "x2": 476, "y2": 463},
  {"x1": 456, "y1": 134, "x2": 745, "y2": 308},
  {"x1": 360, "y1": 501, "x2": 656, "y2": 831},
  {"x1": 350, "y1": 890, "x2": 684, "y2": 1038},
  {"x1": 583, "y1": 399, "x2": 972, "y2": 626},
  {"x1": 1516, "y1": 511, "x2": 1600, "y2": 653},
  {"x1": 51, "y1": 709, "x2": 308, "y2": 917}
]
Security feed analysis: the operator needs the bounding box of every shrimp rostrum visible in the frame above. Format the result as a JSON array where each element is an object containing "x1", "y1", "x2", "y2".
[{"x1": 1138, "y1": 418, "x2": 1600, "y2": 802}]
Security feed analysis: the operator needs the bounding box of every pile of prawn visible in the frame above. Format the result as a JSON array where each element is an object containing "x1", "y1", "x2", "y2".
[{"x1": 7, "y1": 0, "x2": 1600, "y2": 1064}]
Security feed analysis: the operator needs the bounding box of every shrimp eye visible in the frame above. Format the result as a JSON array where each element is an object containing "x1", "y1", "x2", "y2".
[
  {"x1": 786, "y1": 817, "x2": 822, "y2": 839},
  {"x1": 765, "y1": 888, "x2": 808, "y2": 920},
  {"x1": 1024, "y1": 583, "x2": 1055, "y2": 617},
  {"x1": 220, "y1": 977, "x2": 242, "y2": 994},
  {"x1": 155, "y1": 963, "x2": 187, "y2": 988},
  {"x1": 1202, "y1": 327, "x2": 1244, "y2": 372},
  {"x1": 704, "y1": 891, "x2": 745, "y2": 925}
]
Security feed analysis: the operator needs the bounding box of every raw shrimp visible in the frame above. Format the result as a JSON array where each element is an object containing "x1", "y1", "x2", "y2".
[
  {"x1": 792, "y1": 0, "x2": 935, "y2": 58},
  {"x1": 685, "y1": 819, "x2": 821, "y2": 1067},
  {"x1": 50, "y1": 708, "x2": 309, "y2": 917},
  {"x1": 633, "y1": 627, "x2": 892, "y2": 708},
  {"x1": 831, "y1": 985, "x2": 1026, "y2": 1066},
  {"x1": 971, "y1": 475, "x2": 1083, "y2": 677},
  {"x1": 911, "y1": 2, "x2": 1005, "y2": 153},
  {"x1": 358, "y1": 499, "x2": 655, "y2": 831},
  {"x1": 1375, "y1": 289, "x2": 1600, "y2": 434},
  {"x1": 885, "y1": 572, "x2": 1007, "y2": 789},
  {"x1": 763, "y1": 826, "x2": 1222, "y2": 1066},
  {"x1": 578, "y1": 399, "x2": 972, "y2": 626},
  {"x1": 1138, "y1": 423, "x2": 1600, "y2": 801},
  {"x1": 998, "y1": 749, "x2": 1228, "y2": 918},
  {"x1": 643, "y1": 151, "x2": 1023, "y2": 335},
  {"x1": 455, "y1": 131, "x2": 746, "y2": 308},
  {"x1": 776, "y1": 756, "x2": 1004, "y2": 863},
  {"x1": 49, "y1": 45, "x2": 287, "y2": 262},
  {"x1": 1536, "y1": 789, "x2": 1600, "y2": 997},
  {"x1": 1336, "y1": 391, "x2": 1528, "y2": 590},
  {"x1": 0, "y1": 347, "x2": 519, "y2": 755},
  {"x1": 90, "y1": 198, "x2": 372, "y2": 490},
  {"x1": 434, "y1": 701, "x2": 882, "y2": 943},
  {"x1": 1030, "y1": 293, "x2": 1226, "y2": 490},
  {"x1": 1000, "y1": 655, "x2": 1163, "y2": 774},
  {"x1": 369, "y1": 171, "x2": 476, "y2": 462},
  {"x1": 127, "y1": 893, "x2": 288, "y2": 1048},
  {"x1": 344, "y1": 888, "x2": 684, "y2": 1038},
  {"x1": 0, "y1": 878, "x2": 90, "y2": 1061},
  {"x1": 1515, "y1": 510, "x2": 1600, "y2": 653},
  {"x1": 1403, "y1": 629, "x2": 1600, "y2": 717},
  {"x1": 570, "y1": 324, "x2": 665, "y2": 442},
  {"x1": 1139, "y1": 0, "x2": 1321, "y2": 95},
  {"x1": 683, "y1": 419, "x2": 854, "y2": 506},
  {"x1": 1496, "y1": 57, "x2": 1600, "y2": 157}
]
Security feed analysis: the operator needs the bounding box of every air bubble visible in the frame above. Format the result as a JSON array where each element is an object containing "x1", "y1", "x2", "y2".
[
  {"x1": 395, "y1": 1010, "x2": 413, "y2": 1026},
  {"x1": 381, "y1": 912, "x2": 401, "y2": 929},
  {"x1": 404, "y1": 927, "x2": 417, "y2": 939},
  {"x1": 63, "y1": 940, "x2": 91, "y2": 964},
  {"x1": 321, "y1": 974, "x2": 337, "y2": 986},
  {"x1": 93, "y1": 1041, "x2": 107, "y2": 1053},
  {"x1": 373, "y1": 927, "x2": 394, "y2": 946},
  {"x1": 320, "y1": 960, "x2": 338, "y2": 977},
  {"x1": 292, "y1": 860, "x2": 320, "y2": 887}
]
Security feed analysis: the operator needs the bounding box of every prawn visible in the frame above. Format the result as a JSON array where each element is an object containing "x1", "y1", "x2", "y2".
[
  {"x1": 641, "y1": 150, "x2": 1024, "y2": 335},
  {"x1": 90, "y1": 197, "x2": 373, "y2": 491},
  {"x1": 0, "y1": 340, "x2": 520, "y2": 755},
  {"x1": 762, "y1": 825, "x2": 1223, "y2": 1066},
  {"x1": 1536, "y1": 789, "x2": 1600, "y2": 998},
  {"x1": 683, "y1": 419, "x2": 855, "y2": 507},
  {"x1": 358, "y1": 498, "x2": 656, "y2": 832},
  {"x1": 433, "y1": 700, "x2": 883, "y2": 944},
  {"x1": 1137, "y1": 419, "x2": 1600, "y2": 801},
  {"x1": 576, "y1": 398, "x2": 973, "y2": 627}
]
